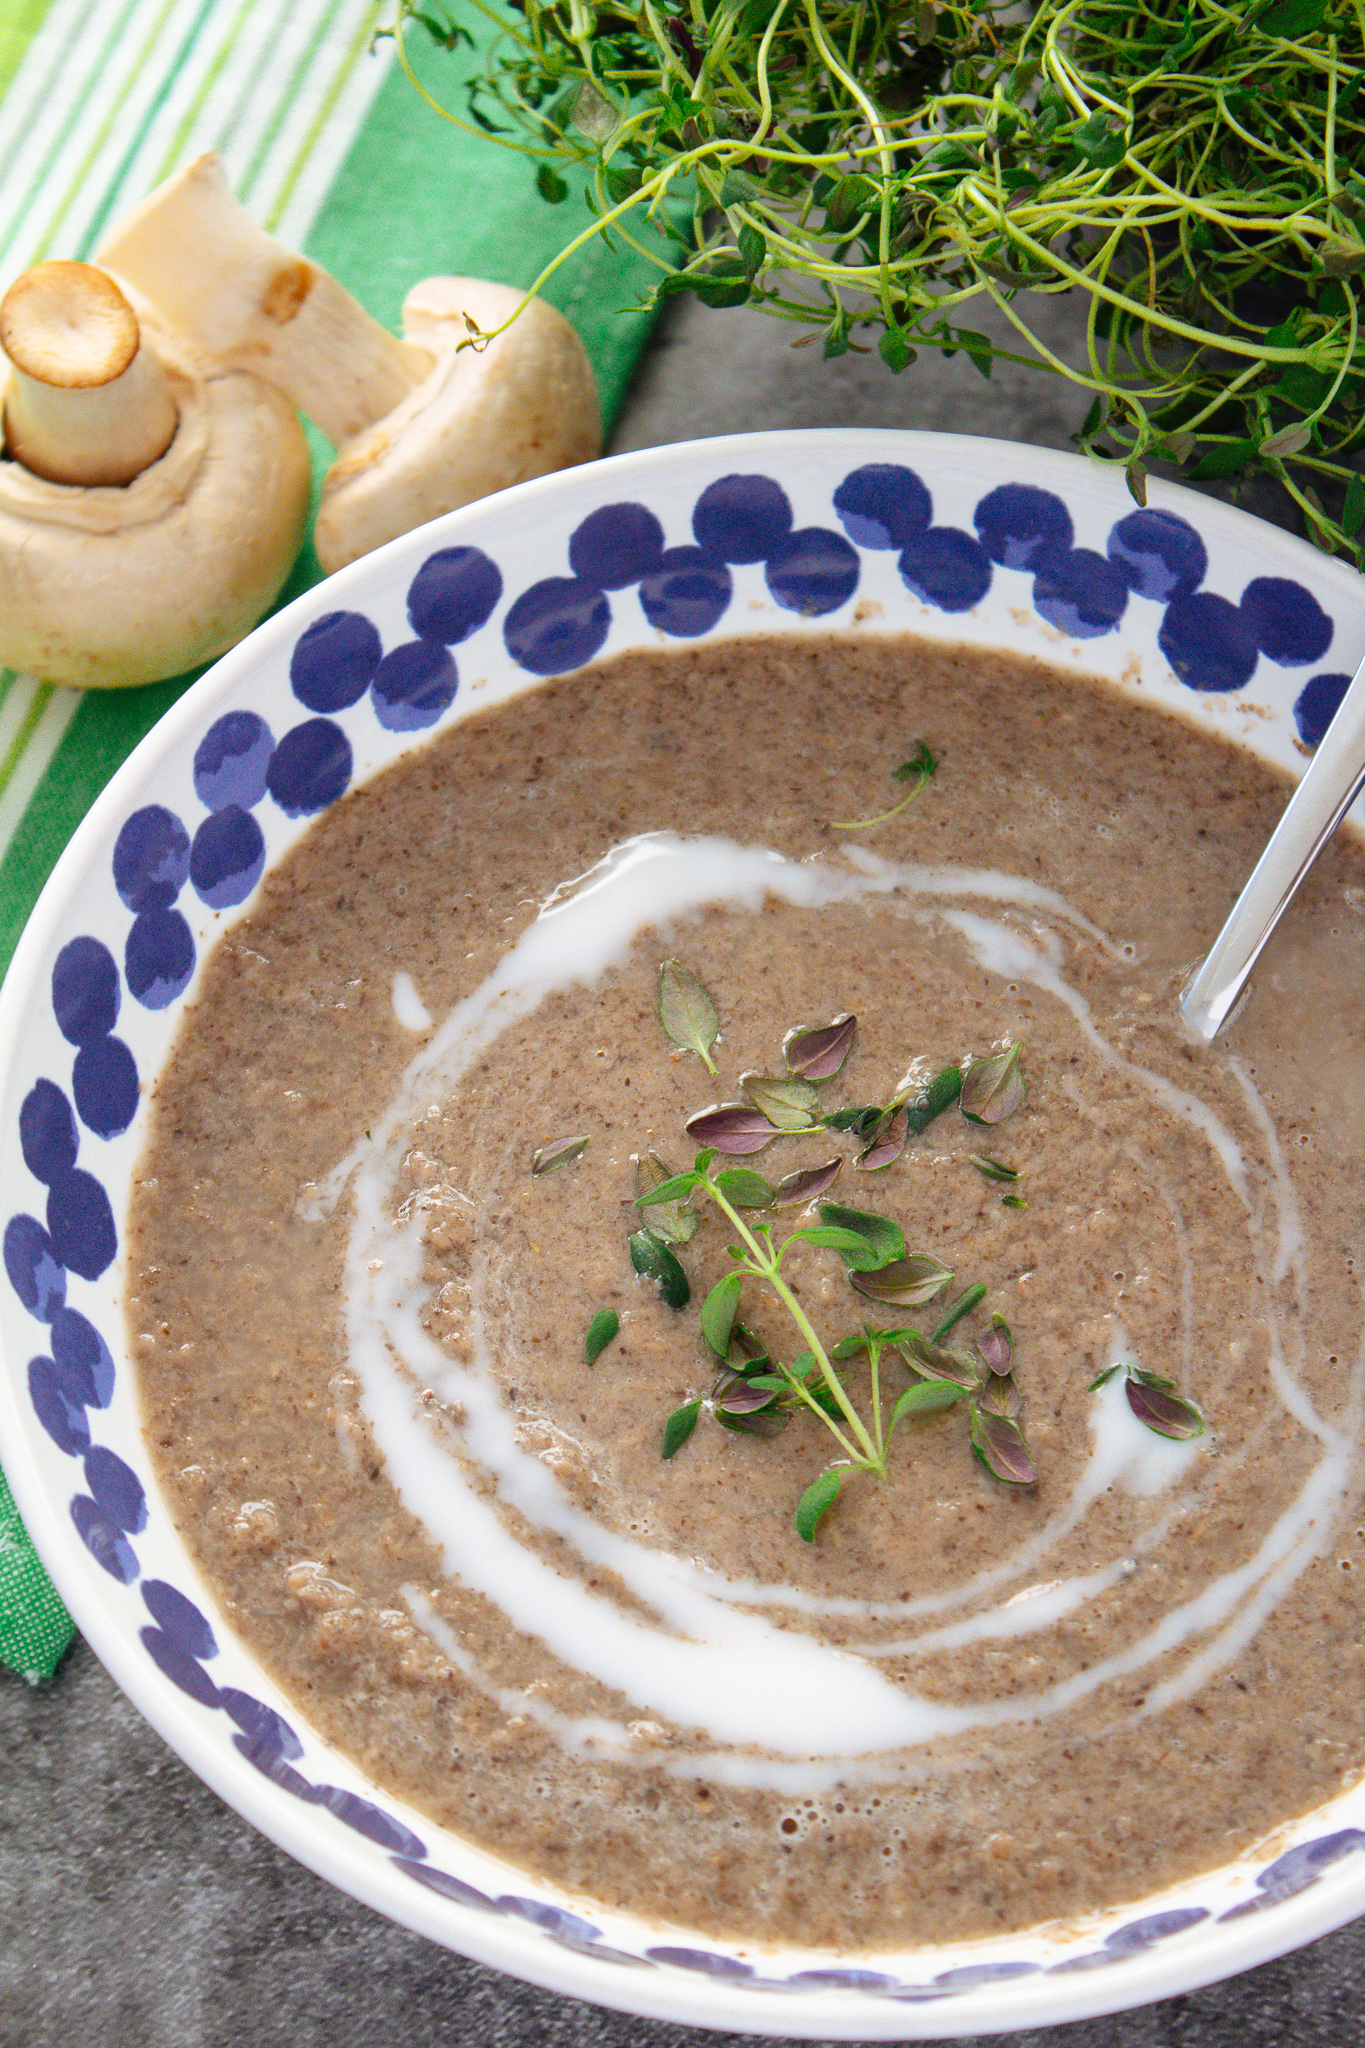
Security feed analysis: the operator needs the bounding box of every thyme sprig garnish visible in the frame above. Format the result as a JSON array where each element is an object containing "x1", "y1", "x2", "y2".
[
  {"x1": 523, "y1": 966, "x2": 1045, "y2": 1536},
  {"x1": 832, "y1": 741, "x2": 938, "y2": 834},
  {"x1": 639, "y1": 1161, "x2": 1037, "y2": 1532}
]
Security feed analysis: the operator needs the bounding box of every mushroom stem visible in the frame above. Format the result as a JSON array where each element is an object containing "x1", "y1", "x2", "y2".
[
  {"x1": 98, "y1": 155, "x2": 433, "y2": 447},
  {"x1": 1, "y1": 262, "x2": 179, "y2": 486}
]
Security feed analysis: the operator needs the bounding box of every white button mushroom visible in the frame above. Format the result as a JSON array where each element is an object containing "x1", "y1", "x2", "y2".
[
  {"x1": 1, "y1": 261, "x2": 178, "y2": 485},
  {"x1": 97, "y1": 154, "x2": 603, "y2": 573},
  {"x1": 0, "y1": 261, "x2": 311, "y2": 688}
]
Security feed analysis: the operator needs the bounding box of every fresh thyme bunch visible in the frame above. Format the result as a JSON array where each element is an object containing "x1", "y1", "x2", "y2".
[{"x1": 399, "y1": 0, "x2": 1364, "y2": 559}]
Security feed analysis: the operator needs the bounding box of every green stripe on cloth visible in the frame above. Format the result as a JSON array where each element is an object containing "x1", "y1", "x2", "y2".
[
  {"x1": 0, "y1": 11, "x2": 669, "y2": 1680},
  {"x1": 0, "y1": 0, "x2": 60, "y2": 106},
  {"x1": 0, "y1": 1461, "x2": 74, "y2": 1682}
]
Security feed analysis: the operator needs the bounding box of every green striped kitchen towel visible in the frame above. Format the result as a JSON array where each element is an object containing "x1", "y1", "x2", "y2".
[{"x1": 0, "y1": 0, "x2": 669, "y2": 1679}]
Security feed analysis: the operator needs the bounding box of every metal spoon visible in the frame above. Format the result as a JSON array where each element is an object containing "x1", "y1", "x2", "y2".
[{"x1": 1182, "y1": 648, "x2": 1365, "y2": 1042}]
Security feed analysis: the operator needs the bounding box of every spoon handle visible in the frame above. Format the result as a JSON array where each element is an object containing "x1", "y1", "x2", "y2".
[{"x1": 1181, "y1": 650, "x2": 1365, "y2": 1043}]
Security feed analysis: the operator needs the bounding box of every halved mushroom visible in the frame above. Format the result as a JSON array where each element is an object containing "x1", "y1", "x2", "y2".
[
  {"x1": 98, "y1": 154, "x2": 602, "y2": 572},
  {"x1": 0, "y1": 263, "x2": 310, "y2": 687}
]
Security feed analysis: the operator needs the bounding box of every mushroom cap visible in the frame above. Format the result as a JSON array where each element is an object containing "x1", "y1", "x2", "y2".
[
  {"x1": 0, "y1": 281, "x2": 311, "y2": 688},
  {"x1": 313, "y1": 278, "x2": 601, "y2": 574}
]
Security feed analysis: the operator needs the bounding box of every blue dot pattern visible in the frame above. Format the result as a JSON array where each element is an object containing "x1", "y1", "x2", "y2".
[
  {"x1": 126, "y1": 908, "x2": 195, "y2": 1009},
  {"x1": 639, "y1": 549, "x2": 732, "y2": 638},
  {"x1": 569, "y1": 505, "x2": 665, "y2": 590},
  {"x1": 51, "y1": 1307, "x2": 114, "y2": 1406},
  {"x1": 266, "y1": 719, "x2": 353, "y2": 817},
  {"x1": 113, "y1": 807, "x2": 190, "y2": 913},
  {"x1": 20, "y1": 1080, "x2": 78, "y2": 1184},
  {"x1": 191, "y1": 808, "x2": 266, "y2": 911},
  {"x1": 72, "y1": 1037, "x2": 139, "y2": 1138},
  {"x1": 766, "y1": 528, "x2": 860, "y2": 616},
  {"x1": 372, "y1": 642, "x2": 458, "y2": 732},
  {"x1": 1108, "y1": 509, "x2": 1206, "y2": 601},
  {"x1": 14, "y1": 465, "x2": 1358, "y2": 1998},
  {"x1": 1033, "y1": 549, "x2": 1129, "y2": 640},
  {"x1": 1295, "y1": 671, "x2": 1351, "y2": 748},
  {"x1": 52, "y1": 938, "x2": 119, "y2": 1044},
  {"x1": 899, "y1": 527, "x2": 992, "y2": 612},
  {"x1": 1160, "y1": 592, "x2": 1259, "y2": 694},
  {"x1": 29, "y1": 1356, "x2": 91, "y2": 1456},
  {"x1": 833, "y1": 463, "x2": 931, "y2": 549},
  {"x1": 692, "y1": 474, "x2": 792, "y2": 563},
  {"x1": 290, "y1": 611, "x2": 382, "y2": 711},
  {"x1": 407, "y1": 547, "x2": 502, "y2": 643},
  {"x1": 144, "y1": 1578, "x2": 217, "y2": 1657},
  {"x1": 1241, "y1": 576, "x2": 1333, "y2": 666},
  {"x1": 85, "y1": 1445, "x2": 146, "y2": 1533},
  {"x1": 47, "y1": 1170, "x2": 117, "y2": 1282},
  {"x1": 194, "y1": 712, "x2": 274, "y2": 811},
  {"x1": 504, "y1": 578, "x2": 611, "y2": 674},
  {"x1": 70, "y1": 1494, "x2": 138, "y2": 1583},
  {"x1": 975, "y1": 483, "x2": 1072, "y2": 571}
]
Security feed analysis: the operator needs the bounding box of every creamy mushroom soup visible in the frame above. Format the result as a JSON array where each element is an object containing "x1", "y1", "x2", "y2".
[{"x1": 128, "y1": 634, "x2": 1365, "y2": 1948}]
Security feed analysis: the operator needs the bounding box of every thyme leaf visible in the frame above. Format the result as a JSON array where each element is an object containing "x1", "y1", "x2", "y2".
[
  {"x1": 815, "y1": 1202, "x2": 906, "y2": 1271},
  {"x1": 900, "y1": 1329, "x2": 981, "y2": 1390},
  {"x1": 716, "y1": 1379, "x2": 782, "y2": 1415},
  {"x1": 662, "y1": 1400, "x2": 701, "y2": 1458},
  {"x1": 684, "y1": 1103, "x2": 774, "y2": 1155},
  {"x1": 700, "y1": 1271, "x2": 743, "y2": 1356},
  {"x1": 856, "y1": 1104, "x2": 910, "y2": 1170},
  {"x1": 891, "y1": 1379, "x2": 967, "y2": 1427},
  {"x1": 743, "y1": 1072, "x2": 822, "y2": 1131},
  {"x1": 658, "y1": 960, "x2": 720, "y2": 1074},
  {"x1": 629, "y1": 1228, "x2": 690, "y2": 1310},
  {"x1": 784, "y1": 1014, "x2": 857, "y2": 1079},
  {"x1": 1090, "y1": 1360, "x2": 1205, "y2": 1439},
  {"x1": 970, "y1": 1406, "x2": 1037, "y2": 1485},
  {"x1": 823, "y1": 1104, "x2": 883, "y2": 1135},
  {"x1": 773, "y1": 1157, "x2": 844, "y2": 1206},
  {"x1": 960, "y1": 1044, "x2": 1025, "y2": 1126},
  {"x1": 970, "y1": 1153, "x2": 1021, "y2": 1183},
  {"x1": 634, "y1": 1151, "x2": 698, "y2": 1243},
  {"x1": 979, "y1": 1312, "x2": 1014, "y2": 1376},
  {"x1": 1126, "y1": 1367, "x2": 1204, "y2": 1439},
  {"x1": 851, "y1": 1254, "x2": 954, "y2": 1307},
  {"x1": 977, "y1": 1371, "x2": 1022, "y2": 1418},
  {"x1": 713, "y1": 1167, "x2": 777, "y2": 1208},
  {"x1": 795, "y1": 1468, "x2": 846, "y2": 1542},
  {"x1": 584, "y1": 1308, "x2": 619, "y2": 1366},
  {"x1": 531, "y1": 1134, "x2": 588, "y2": 1174},
  {"x1": 908, "y1": 1065, "x2": 962, "y2": 1134},
  {"x1": 932, "y1": 1282, "x2": 988, "y2": 1342}
]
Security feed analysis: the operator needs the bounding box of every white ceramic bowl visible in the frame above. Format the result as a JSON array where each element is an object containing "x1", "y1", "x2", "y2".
[{"x1": 4, "y1": 430, "x2": 1365, "y2": 2038}]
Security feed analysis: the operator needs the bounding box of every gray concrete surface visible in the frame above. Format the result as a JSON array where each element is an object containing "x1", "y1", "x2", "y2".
[{"x1": 3, "y1": 289, "x2": 1358, "y2": 2047}]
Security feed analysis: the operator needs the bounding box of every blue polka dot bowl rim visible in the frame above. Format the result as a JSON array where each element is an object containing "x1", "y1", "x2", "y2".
[{"x1": 3, "y1": 427, "x2": 1365, "y2": 2040}]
